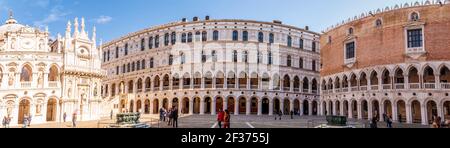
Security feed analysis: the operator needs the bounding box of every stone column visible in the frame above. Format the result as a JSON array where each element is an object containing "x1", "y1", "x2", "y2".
[
  {"x1": 190, "y1": 77, "x2": 194, "y2": 89},
  {"x1": 437, "y1": 105, "x2": 444, "y2": 122},
  {"x1": 406, "y1": 103, "x2": 412, "y2": 124},
  {"x1": 308, "y1": 101, "x2": 313, "y2": 116},
  {"x1": 246, "y1": 98, "x2": 251, "y2": 115},
  {"x1": 257, "y1": 99, "x2": 262, "y2": 116},
  {"x1": 421, "y1": 104, "x2": 427, "y2": 125},
  {"x1": 212, "y1": 78, "x2": 216, "y2": 89},
  {"x1": 149, "y1": 99, "x2": 154, "y2": 115},
  {"x1": 392, "y1": 103, "x2": 398, "y2": 122},
  {"x1": 179, "y1": 78, "x2": 183, "y2": 90},
  {"x1": 211, "y1": 99, "x2": 216, "y2": 115},
  {"x1": 404, "y1": 75, "x2": 409, "y2": 89},
  {"x1": 290, "y1": 80, "x2": 294, "y2": 92},
  {"x1": 348, "y1": 102, "x2": 353, "y2": 119},
  {"x1": 435, "y1": 75, "x2": 440, "y2": 89},
  {"x1": 269, "y1": 99, "x2": 274, "y2": 116},
  {"x1": 223, "y1": 99, "x2": 228, "y2": 113},
  {"x1": 340, "y1": 101, "x2": 345, "y2": 116},
  {"x1": 234, "y1": 99, "x2": 239, "y2": 115},
  {"x1": 357, "y1": 101, "x2": 362, "y2": 120},
  {"x1": 189, "y1": 99, "x2": 194, "y2": 115},
  {"x1": 246, "y1": 77, "x2": 250, "y2": 90},
  {"x1": 299, "y1": 101, "x2": 304, "y2": 116},
  {"x1": 289, "y1": 100, "x2": 294, "y2": 113},
  {"x1": 200, "y1": 98, "x2": 205, "y2": 115},
  {"x1": 235, "y1": 77, "x2": 239, "y2": 89},
  {"x1": 201, "y1": 77, "x2": 205, "y2": 89},
  {"x1": 280, "y1": 99, "x2": 284, "y2": 114},
  {"x1": 368, "y1": 101, "x2": 373, "y2": 120},
  {"x1": 223, "y1": 77, "x2": 228, "y2": 89},
  {"x1": 169, "y1": 78, "x2": 173, "y2": 90},
  {"x1": 43, "y1": 72, "x2": 49, "y2": 88},
  {"x1": 380, "y1": 101, "x2": 385, "y2": 122},
  {"x1": 159, "y1": 79, "x2": 163, "y2": 91}
]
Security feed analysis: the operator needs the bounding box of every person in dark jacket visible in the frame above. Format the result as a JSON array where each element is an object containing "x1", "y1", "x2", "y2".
[{"x1": 172, "y1": 106, "x2": 179, "y2": 128}]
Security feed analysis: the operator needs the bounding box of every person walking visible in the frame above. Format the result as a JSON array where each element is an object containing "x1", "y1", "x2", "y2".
[
  {"x1": 63, "y1": 112, "x2": 67, "y2": 123},
  {"x1": 278, "y1": 110, "x2": 282, "y2": 120},
  {"x1": 224, "y1": 110, "x2": 230, "y2": 128},
  {"x1": 168, "y1": 108, "x2": 173, "y2": 126},
  {"x1": 2, "y1": 116, "x2": 6, "y2": 128},
  {"x1": 386, "y1": 115, "x2": 393, "y2": 128},
  {"x1": 172, "y1": 106, "x2": 179, "y2": 128},
  {"x1": 23, "y1": 115, "x2": 28, "y2": 128},
  {"x1": 217, "y1": 109, "x2": 224, "y2": 128},
  {"x1": 72, "y1": 113, "x2": 77, "y2": 128},
  {"x1": 370, "y1": 117, "x2": 378, "y2": 128},
  {"x1": 290, "y1": 110, "x2": 294, "y2": 119},
  {"x1": 5, "y1": 116, "x2": 11, "y2": 128},
  {"x1": 398, "y1": 114, "x2": 402, "y2": 123},
  {"x1": 159, "y1": 108, "x2": 165, "y2": 122},
  {"x1": 28, "y1": 115, "x2": 32, "y2": 127},
  {"x1": 110, "y1": 110, "x2": 114, "y2": 120}
]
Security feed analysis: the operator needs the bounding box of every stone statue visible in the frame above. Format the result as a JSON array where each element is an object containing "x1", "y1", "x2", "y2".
[
  {"x1": 37, "y1": 71, "x2": 44, "y2": 87},
  {"x1": 8, "y1": 71, "x2": 14, "y2": 86},
  {"x1": 39, "y1": 40, "x2": 45, "y2": 50},
  {"x1": 11, "y1": 39, "x2": 16, "y2": 49}
]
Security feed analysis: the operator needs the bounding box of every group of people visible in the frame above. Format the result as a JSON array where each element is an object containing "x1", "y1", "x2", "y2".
[
  {"x1": 21, "y1": 114, "x2": 32, "y2": 128},
  {"x1": 159, "y1": 106, "x2": 179, "y2": 128},
  {"x1": 2, "y1": 116, "x2": 12, "y2": 128},
  {"x1": 216, "y1": 109, "x2": 231, "y2": 128},
  {"x1": 62, "y1": 112, "x2": 78, "y2": 128},
  {"x1": 431, "y1": 116, "x2": 450, "y2": 128}
]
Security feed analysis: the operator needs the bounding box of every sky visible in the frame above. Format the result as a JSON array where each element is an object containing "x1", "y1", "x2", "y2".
[{"x1": 0, "y1": 0, "x2": 420, "y2": 42}]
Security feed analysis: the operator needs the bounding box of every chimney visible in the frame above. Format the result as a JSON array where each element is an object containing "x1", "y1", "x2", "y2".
[
  {"x1": 205, "y1": 16, "x2": 210, "y2": 21},
  {"x1": 182, "y1": 18, "x2": 187, "y2": 22},
  {"x1": 305, "y1": 26, "x2": 309, "y2": 31},
  {"x1": 193, "y1": 16, "x2": 199, "y2": 22},
  {"x1": 273, "y1": 20, "x2": 282, "y2": 24}
]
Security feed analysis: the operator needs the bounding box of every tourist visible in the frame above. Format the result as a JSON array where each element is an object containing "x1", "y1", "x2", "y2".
[
  {"x1": 23, "y1": 115, "x2": 28, "y2": 128},
  {"x1": 159, "y1": 108, "x2": 165, "y2": 121},
  {"x1": 278, "y1": 110, "x2": 282, "y2": 120},
  {"x1": 386, "y1": 115, "x2": 393, "y2": 128},
  {"x1": 110, "y1": 110, "x2": 113, "y2": 120},
  {"x1": 168, "y1": 108, "x2": 173, "y2": 126},
  {"x1": 224, "y1": 110, "x2": 230, "y2": 128},
  {"x1": 5, "y1": 116, "x2": 11, "y2": 128},
  {"x1": 63, "y1": 112, "x2": 67, "y2": 122},
  {"x1": 172, "y1": 106, "x2": 179, "y2": 128},
  {"x1": 398, "y1": 114, "x2": 402, "y2": 123},
  {"x1": 2, "y1": 116, "x2": 6, "y2": 128},
  {"x1": 72, "y1": 113, "x2": 77, "y2": 128},
  {"x1": 437, "y1": 116, "x2": 442, "y2": 128},
  {"x1": 28, "y1": 115, "x2": 32, "y2": 127},
  {"x1": 217, "y1": 109, "x2": 224, "y2": 128},
  {"x1": 290, "y1": 110, "x2": 294, "y2": 119},
  {"x1": 382, "y1": 113, "x2": 388, "y2": 122},
  {"x1": 370, "y1": 117, "x2": 378, "y2": 128}
]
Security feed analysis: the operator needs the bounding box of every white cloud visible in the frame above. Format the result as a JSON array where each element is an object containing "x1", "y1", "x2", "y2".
[
  {"x1": 94, "y1": 15, "x2": 113, "y2": 24},
  {"x1": 33, "y1": 5, "x2": 69, "y2": 28}
]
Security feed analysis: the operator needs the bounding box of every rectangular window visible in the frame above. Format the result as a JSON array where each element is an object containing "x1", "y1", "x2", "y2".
[
  {"x1": 345, "y1": 42, "x2": 355, "y2": 59},
  {"x1": 116, "y1": 66, "x2": 119, "y2": 75},
  {"x1": 407, "y1": 29, "x2": 423, "y2": 48}
]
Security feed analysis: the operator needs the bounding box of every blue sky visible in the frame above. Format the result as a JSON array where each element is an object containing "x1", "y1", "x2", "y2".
[{"x1": 0, "y1": 0, "x2": 419, "y2": 42}]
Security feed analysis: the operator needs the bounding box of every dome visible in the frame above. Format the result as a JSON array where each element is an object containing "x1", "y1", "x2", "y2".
[{"x1": 0, "y1": 11, "x2": 25, "y2": 38}]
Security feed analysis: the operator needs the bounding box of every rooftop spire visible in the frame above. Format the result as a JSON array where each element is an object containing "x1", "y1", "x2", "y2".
[{"x1": 5, "y1": 9, "x2": 18, "y2": 24}]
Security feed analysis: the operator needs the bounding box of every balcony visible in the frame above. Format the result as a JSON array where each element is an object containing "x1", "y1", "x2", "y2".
[
  {"x1": 21, "y1": 82, "x2": 31, "y2": 88},
  {"x1": 441, "y1": 83, "x2": 450, "y2": 89},
  {"x1": 394, "y1": 83, "x2": 405, "y2": 90},
  {"x1": 48, "y1": 81, "x2": 58, "y2": 88},
  {"x1": 294, "y1": 88, "x2": 300, "y2": 92},
  {"x1": 145, "y1": 88, "x2": 151, "y2": 92},
  {"x1": 409, "y1": 83, "x2": 420, "y2": 89},
  {"x1": 382, "y1": 84, "x2": 392, "y2": 90},
  {"x1": 423, "y1": 83, "x2": 435, "y2": 89},
  {"x1": 312, "y1": 90, "x2": 318, "y2": 94},
  {"x1": 371, "y1": 85, "x2": 379, "y2": 90},
  {"x1": 303, "y1": 89, "x2": 309, "y2": 93},
  {"x1": 283, "y1": 87, "x2": 291, "y2": 91},
  {"x1": 216, "y1": 84, "x2": 224, "y2": 89},
  {"x1": 351, "y1": 86, "x2": 359, "y2": 91},
  {"x1": 193, "y1": 84, "x2": 201, "y2": 89},
  {"x1": 360, "y1": 86, "x2": 368, "y2": 91},
  {"x1": 251, "y1": 85, "x2": 259, "y2": 90},
  {"x1": 227, "y1": 84, "x2": 235, "y2": 89},
  {"x1": 239, "y1": 84, "x2": 247, "y2": 89},
  {"x1": 205, "y1": 84, "x2": 213, "y2": 89},
  {"x1": 342, "y1": 87, "x2": 348, "y2": 92}
]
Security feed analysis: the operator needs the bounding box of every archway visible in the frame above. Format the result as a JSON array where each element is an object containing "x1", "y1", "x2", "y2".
[
  {"x1": 172, "y1": 98, "x2": 179, "y2": 109},
  {"x1": 162, "y1": 98, "x2": 169, "y2": 110},
  {"x1": 152, "y1": 99, "x2": 159, "y2": 114},
  {"x1": 182, "y1": 98, "x2": 189, "y2": 114},
  {"x1": 18, "y1": 99, "x2": 30, "y2": 124},
  {"x1": 411, "y1": 100, "x2": 422, "y2": 123},
  {"x1": 262, "y1": 98, "x2": 269, "y2": 115},
  {"x1": 193, "y1": 97, "x2": 200, "y2": 114},
  {"x1": 294, "y1": 99, "x2": 300, "y2": 115},
  {"x1": 426, "y1": 100, "x2": 437, "y2": 124},
  {"x1": 273, "y1": 98, "x2": 280, "y2": 114},
  {"x1": 444, "y1": 101, "x2": 450, "y2": 121},
  {"x1": 144, "y1": 99, "x2": 150, "y2": 114},
  {"x1": 343, "y1": 100, "x2": 349, "y2": 116},
  {"x1": 397, "y1": 100, "x2": 406, "y2": 122},
  {"x1": 361, "y1": 100, "x2": 368, "y2": 120},
  {"x1": 284, "y1": 99, "x2": 290, "y2": 115},
  {"x1": 136, "y1": 100, "x2": 142, "y2": 113},
  {"x1": 322, "y1": 101, "x2": 327, "y2": 115},
  {"x1": 372, "y1": 100, "x2": 380, "y2": 120},
  {"x1": 239, "y1": 97, "x2": 246, "y2": 114},
  {"x1": 204, "y1": 97, "x2": 212, "y2": 114},
  {"x1": 46, "y1": 98, "x2": 57, "y2": 121},
  {"x1": 351, "y1": 100, "x2": 358, "y2": 119},
  {"x1": 251, "y1": 97, "x2": 258, "y2": 114},
  {"x1": 129, "y1": 100, "x2": 134, "y2": 112},
  {"x1": 312, "y1": 101, "x2": 318, "y2": 115},
  {"x1": 335, "y1": 101, "x2": 341, "y2": 116},
  {"x1": 227, "y1": 97, "x2": 235, "y2": 114},
  {"x1": 384, "y1": 100, "x2": 393, "y2": 118},
  {"x1": 303, "y1": 100, "x2": 309, "y2": 115},
  {"x1": 216, "y1": 97, "x2": 224, "y2": 112}
]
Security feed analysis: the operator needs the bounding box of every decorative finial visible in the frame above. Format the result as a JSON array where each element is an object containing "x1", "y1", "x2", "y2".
[{"x1": 9, "y1": 9, "x2": 13, "y2": 19}]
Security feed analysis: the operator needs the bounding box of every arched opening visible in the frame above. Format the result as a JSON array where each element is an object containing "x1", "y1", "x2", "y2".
[
  {"x1": 409, "y1": 67, "x2": 420, "y2": 89},
  {"x1": 303, "y1": 100, "x2": 309, "y2": 115},
  {"x1": 426, "y1": 100, "x2": 437, "y2": 124},
  {"x1": 273, "y1": 98, "x2": 280, "y2": 114},
  {"x1": 311, "y1": 79, "x2": 318, "y2": 94},
  {"x1": 193, "y1": 97, "x2": 201, "y2": 114},
  {"x1": 397, "y1": 100, "x2": 407, "y2": 122},
  {"x1": 294, "y1": 99, "x2": 300, "y2": 115},
  {"x1": 216, "y1": 97, "x2": 224, "y2": 112},
  {"x1": 251, "y1": 97, "x2": 258, "y2": 114},
  {"x1": 423, "y1": 66, "x2": 435, "y2": 89},
  {"x1": 342, "y1": 75, "x2": 349, "y2": 91},
  {"x1": 283, "y1": 99, "x2": 290, "y2": 115},
  {"x1": 129, "y1": 100, "x2": 134, "y2": 112},
  {"x1": 302, "y1": 77, "x2": 309, "y2": 93},
  {"x1": 394, "y1": 68, "x2": 405, "y2": 89},
  {"x1": 239, "y1": 97, "x2": 246, "y2": 114},
  {"x1": 360, "y1": 73, "x2": 368, "y2": 90},
  {"x1": 127, "y1": 80, "x2": 134, "y2": 93},
  {"x1": 239, "y1": 72, "x2": 248, "y2": 89},
  {"x1": 46, "y1": 98, "x2": 57, "y2": 121},
  {"x1": 312, "y1": 101, "x2": 318, "y2": 115},
  {"x1": 204, "y1": 97, "x2": 212, "y2": 114},
  {"x1": 120, "y1": 99, "x2": 126, "y2": 113},
  {"x1": 154, "y1": 76, "x2": 161, "y2": 90},
  {"x1": 328, "y1": 101, "x2": 333, "y2": 116},
  {"x1": 294, "y1": 76, "x2": 300, "y2": 92},
  {"x1": 381, "y1": 70, "x2": 391, "y2": 90},
  {"x1": 136, "y1": 100, "x2": 142, "y2": 113},
  {"x1": 216, "y1": 72, "x2": 225, "y2": 89},
  {"x1": 440, "y1": 66, "x2": 450, "y2": 89},
  {"x1": 361, "y1": 100, "x2": 368, "y2": 120},
  {"x1": 351, "y1": 100, "x2": 358, "y2": 119},
  {"x1": 335, "y1": 77, "x2": 341, "y2": 92},
  {"x1": 137, "y1": 78, "x2": 143, "y2": 92},
  {"x1": 283, "y1": 75, "x2": 291, "y2": 91},
  {"x1": 411, "y1": 100, "x2": 422, "y2": 123},
  {"x1": 322, "y1": 101, "x2": 327, "y2": 115},
  {"x1": 343, "y1": 100, "x2": 349, "y2": 116},
  {"x1": 182, "y1": 73, "x2": 191, "y2": 89},
  {"x1": 349, "y1": 74, "x2": 357, "y2": 91},
  {"x1": 262, "y1": 98, "x2": 270, "y2": 115},
  {"x1": 162, "y1": 98, "x2": 169, "y2": 110},
  {"x1": 172, "y1": 98, "x2": 179, "y2": 110},
  {"x1": 145, "y1": 77, "x2": 151, "y2": 92},
  {"x1": 335, "y1": 101, "x2": 341, "y2": 116},
  {"x1": 182, "y1": 98, "x2": 189, "y2": 114},
  {"x1": 18, "y1": 99, "x2": 31, "y2": 124},
  {"x1": 372, "y1": 100, "x2": 380, "y2": 120},
  {"x1": 163, "y1": 75, "x2": 170, "y2": 90},
  {"x1": 250, "y1": 73, "x2": 259, "y2": 89},
  {"x1": 227, "y1": 97, "x2": 235, "y2": 114},
  {"x1": 194, "y1": 72, "x2": 202, "y2": 89},
  {"x1": 20, "y1": 65, "x2": 32, "y2": 82},
  {"x1": 48, "y1": 65, "x2": 59, "y2": 87},
  {"x1": 261, "y1": 73, "x2": 270, "y2": 90},
  {"x1": 172, "y1": 75, "x2": 180, "y2": 90},
  {"x1": 144, "y1": 99, "x2": 150, "y2": 114},
  {"x1": 152, "y1": 99, "x2": 159, "y2": 114},
  {"x1": 444, "y1": 101, "x2": 450, "y2": 121},
  {"x1": 384, "y1": 100, "x2": 393, "y2": 118},
  {"x1": 370, "y1": 71, "x2": 378, "y2": 90},
  {"x1": 227, "y1": 72, "x2": 236, "y2": 89},
  {"x1": 204, "y1": 72, "x2": 213, "y2": 89},
  {"x1": 273, "y1": 74, "x2": 280, "y2": 90}
]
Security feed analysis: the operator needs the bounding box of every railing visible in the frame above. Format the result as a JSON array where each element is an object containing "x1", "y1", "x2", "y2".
[
  {"x1": 163, "y1": 86, "x2": 170, "y2": 90},
  {"x1": 137, "y1": 89, "x2": 143, "y2": 92},
  {"x1": 382, "y1": 84, "x2": 391, "y2": 90},
  {"x1": 48, "y1": 81, "x2": 58, "y2": 87},
  {"x1": 409, "y1": 83, "x2": 420, "y2": 89},
  {"x1": 251, "y1": 85, "x2": 259, "y2": 89},
  {"x1": 342, "y1": 87, "x2": 349, "y2": 92},
  {"x1": 294, "y1": 88, "x2": 300, "y2": 92},
  {"x1": 21, "y1": 82, "x2": 31, "y2": 88},
  {"x1": 205, "y1": 84, "x2": 213, "y2": 88},
  {"x1": 283, "y1": 87, "x2": 291, "y2": 91},
  {"x1": 395, "y1": 83, "x2": 405, "y2": 89},
  {"x1": 172, "y1": 85, "x2": 179, "y2": 90},
  {"x1": 183, "y1": 85, "x2": 191, "y2": 89},
  {"x1": 312, "y1": 90, "x2": 318, "y2": 94},
  {"x1": 351, "y1": 86, "x2": 359, "y2": 91},
  {"x1": 193, "y1": 84, "x2": 201, "y2": 89},
  {"x1": 371, "y1": 85, "x2": 378, "y2": 90},
  {"x1": 145, "y1": 88, "x2": 151, "y2": 92},
  {"x1": 441, "y1": 83, "x2": 450, "y2": 89},
  {"x1": 423, "y1": 83, "x2": 435, "y2": 89},
  {"x1": 302, "y1": 89, "x2": 309, "y2": 93},
  {"x1": 227, "y1": 84, "x2": 235, "y2": 89},
  {"x1": 216, "y1": 84, "x2": 224, "y2": 89},
  {"x1": 239, "y1": 84, "x2": 247, "y2": 89},
  {"x1": 359, "y1": 86, "x2": 367, "y2": 91}
]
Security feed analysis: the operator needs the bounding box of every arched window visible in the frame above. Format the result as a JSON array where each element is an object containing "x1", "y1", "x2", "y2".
[
  {"x1": 141, "y1": 38, "x2": 145, "y2": 51},
  {"x1": 149, "y1": 58, "x2": 154, "y2": 68},
  {"x1": 124, "y1": 43, "x2": 128, "y2": 56},
  {"x1": 375, "y1": 19, "x2": 382, "y2": 27},
  {"x1": 299, "y1": 39, "x2": 304, "y2": 49},
  {"x1": 171, "y1": 32, "x2": 176, "y2": 45},
  {"x1": 21, "y1": 65, "x2": 32, "y2": 82},
  {"x1": 312, "y1": 41, "x2": 317, "y2": 52},
  {"x1": 201, "y1": 51, "x2": 206, "y2": 63},
  {"x1": 187, "y1": 32, "x2": 193, "y2": 42},
  {"x1": 213, "y1": 30, "x2": 219, "y2": 41},
  {"x1": 164, "y1": 33, "x2": 170, "y2": 46},
  {"x1": 287, "y1": 55, "x2": 292, "y2": 67},
  {"x1": 202, "y1": 31, "x2": 207, "y2": 42},
  {"x1": 181, "y1": 33, "x2": 187, "y2": 43},
  {"x1": 168, "y1": 55, "x2": 173, "y2": 65},
  {"x1": 258, "y1": 32, "x2": 264, "y2": 43},
  {"x1": 348, "y1": 28, "x2": 354, "y2": 35},
  {"x1": 132, "y1": 62, "x2": 136, "y2": 71},
  {"x1": 232, "y1": 30, "x2": 238, "y2": 41},
  {"x1": 299, "y1": 58, "x2": 304, "y2": 69},
  {"x1": 127, "y1": 63, "x2": 131, "y2": 72},
  {"x1": 242, "y1": 51, "x2": 248, "y2": 63},
  {"x1": 148, "y1": 37, "x2": 153, "y2": 49},
  {"x1": 312, "y1": 60, "x2": 316, "y2": 71},
  {"x1": 233, "y1": 50, "x2": 238, "y2": 62},
  {"x1": 48, "y1": 66, "x2": 58, "y2": 81},
  {"x1": 268, "y1": 51, "x2": 273, "y2": 65},
  {"x1": 195, "y1": 31, "x2": 201, "y2": 41},
  {"x1": 410, "y1": 12, "x2": 419, "y2": 21},
  {"x1": 141, "y1": 60, "x2": 146, "y2": 69},
  {"x1": 243, "y1": 31, "x2": 248, "y2": 41},
  {"x1": 269, "y1": 33, "x2": 274, "y2": 44},
  {"x1": 136, "y1": 61, "x2": 141, "y2": 71},
  {"x1": 154, "y1": 35, "x2": 160, "y2": 48},
  {"x1": 287, "y1": 36, "x2": 292, "y2": 47},
  {"x1": 212, "y1": 50, "x2": 217, "y2": 62}
]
